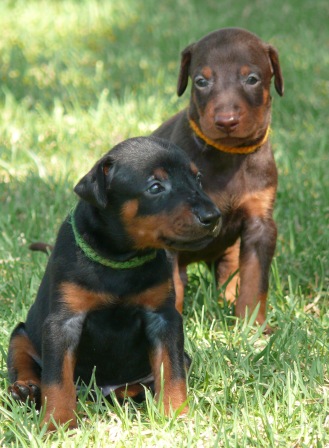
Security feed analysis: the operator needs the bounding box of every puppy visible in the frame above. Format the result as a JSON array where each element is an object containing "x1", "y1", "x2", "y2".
[
  {"x1": 7, "y1": 137, "x2": 221, "y2": 429},
  {"x1": 153, "y1": 28, "x2": 284, "y2": 328}
]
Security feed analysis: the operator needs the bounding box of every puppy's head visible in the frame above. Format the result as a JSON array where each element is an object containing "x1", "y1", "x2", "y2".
[
  {"x1": 177, "y1": 28, "x2": 284, "y2": 146},
  {"x1": 75, "y1": 137, "x2": 221, "y2": 251}
]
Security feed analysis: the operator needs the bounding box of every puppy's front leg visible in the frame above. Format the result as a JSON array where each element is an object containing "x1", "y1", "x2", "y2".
[
  {"x1": 237, "y1": 215, "x2": 277, "y2": 329},
  {"x1": 41, "y1": 312, "x2": 85, "y2": 430},
  {"x1": 145, "y1": 302, "x2": 188, "y2": 415}
]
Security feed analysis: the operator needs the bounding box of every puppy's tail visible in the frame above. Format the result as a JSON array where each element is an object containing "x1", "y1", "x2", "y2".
[{"x1": 29, "y1": 242, "x2": 54, "y2": 255}]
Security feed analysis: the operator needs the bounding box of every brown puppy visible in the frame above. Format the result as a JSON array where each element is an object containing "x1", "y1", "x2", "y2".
[{"x1": 153, "y1": 28, "x2": 284, "y2": 329}]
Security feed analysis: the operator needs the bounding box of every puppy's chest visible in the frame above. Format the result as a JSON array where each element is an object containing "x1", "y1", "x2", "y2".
[
  {"x1": 60, "y1": 276, "x2": 173, "y2": 314},
  {"x1": 60, "y1": 250, "x2": 174, "y2": 313},
  {"x1": 205, "y1": 173, "x2": 276, "y2": 223}
]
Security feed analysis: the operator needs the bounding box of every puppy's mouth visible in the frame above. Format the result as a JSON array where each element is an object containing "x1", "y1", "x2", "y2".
[
  {"x1": 163, "y1": 236, "x2": 213, "y2": 251},
  {"x1": 161, "y1": 233, "x2": 216, "y2": 251},
  {"x1": 203, "y1": 126, "x2": 249, "y2": 145},
  {"x1": 160, "y1": 212, "x2": 221, "y2": 251},
  {"x1": 199, "y1": 120, "x2": 268, "y2": 148}
]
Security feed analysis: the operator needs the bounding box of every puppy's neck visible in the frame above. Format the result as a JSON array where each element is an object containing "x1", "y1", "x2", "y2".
[
  {"x1": 188, "y1": 117, "x2": 270, "y2": 155},
  {"x1": 71, "y1": 204, "x2": 157, "y2": 269}
]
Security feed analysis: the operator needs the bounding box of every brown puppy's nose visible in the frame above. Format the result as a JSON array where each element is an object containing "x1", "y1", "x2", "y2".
[{"x1": 215, "y1": 114, "x2": 239, "y2": 133}]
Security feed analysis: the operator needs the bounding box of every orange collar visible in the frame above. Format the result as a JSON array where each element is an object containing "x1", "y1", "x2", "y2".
[{"x1": 189, "y1": 118, "x2": 270, "y2": 154}]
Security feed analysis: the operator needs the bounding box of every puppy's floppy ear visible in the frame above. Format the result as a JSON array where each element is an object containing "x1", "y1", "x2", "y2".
[
  {"x1": 74, "y1": 155, "x2": 114, "y2": 208},
  {"x1": 268, "y1": 45, "x2": 284, "y2": 97},
  {"x1": 177, "y1": 43, "x2": 194, "y2": 97}
]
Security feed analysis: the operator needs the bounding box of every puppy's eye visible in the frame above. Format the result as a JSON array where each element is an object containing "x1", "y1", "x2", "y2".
[
  {"x1": 195, "y1": 76, "x2": 209, "y2": 88},
  {"x1": 147, "y1": 182, "x2": 165, "y2": 195},
  {"x1": 246, "y1": 74, "x2": 260, "y2": 85}
]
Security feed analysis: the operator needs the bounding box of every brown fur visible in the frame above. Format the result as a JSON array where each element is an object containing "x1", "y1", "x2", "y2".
[
  {"x1": 150, "y1": 346, "x2": 188, "y2": 414},
  {"x1": 60, "y1": 282, "x2": 116, "y2": 313},
  {"x1": 121, "y1": 200, "x2": 209, "y2": 251},
  {"x1": 127, "y1": 281, "x2": 174, "y2": 309},
  {"x1": 42, "y1": 352, "x2": 77, "y2": 430}
]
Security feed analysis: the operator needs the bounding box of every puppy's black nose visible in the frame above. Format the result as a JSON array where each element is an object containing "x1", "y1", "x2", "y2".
[{"x1": 196, "y1": 206, "x2": 221, "y2": 230}]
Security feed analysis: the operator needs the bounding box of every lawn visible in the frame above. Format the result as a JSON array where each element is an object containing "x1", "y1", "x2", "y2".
[{"x1": 0, "y1": 0, "x2": 328, "y2": 446}]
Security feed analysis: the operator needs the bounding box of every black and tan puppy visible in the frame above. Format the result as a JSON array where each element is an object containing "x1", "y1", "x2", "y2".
[
  {"x1": 153, "y1": 28, "x2": 284, "y2": 328},
  {"x1": 7, "y1": 137, "x2": 221, "y2": 429}
]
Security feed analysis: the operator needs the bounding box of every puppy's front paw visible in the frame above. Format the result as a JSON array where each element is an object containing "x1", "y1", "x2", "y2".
[{"x1": 8, "y1": 380, "x2": 41, "y2": 408}]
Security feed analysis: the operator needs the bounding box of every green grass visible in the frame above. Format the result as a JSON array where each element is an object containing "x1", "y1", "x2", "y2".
[{"x1": 0, "y1": 0, "x2": 328, "y2": 446}]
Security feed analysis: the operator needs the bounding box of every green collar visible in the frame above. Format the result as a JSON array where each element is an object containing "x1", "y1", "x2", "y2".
[{"x1": 70, "y1": 208, "x2": 157, "y2": 269}]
